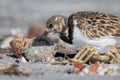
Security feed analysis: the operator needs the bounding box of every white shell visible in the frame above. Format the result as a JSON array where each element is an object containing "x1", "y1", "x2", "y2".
[{"x1": 0, "y1": 36, "x2": 14, "y2": 49}]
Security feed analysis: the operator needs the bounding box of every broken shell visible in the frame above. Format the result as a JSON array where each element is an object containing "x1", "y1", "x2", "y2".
[
  {"x1": 23, "y1": 45, "x2": 57, "y2": 63},
  {"x1": 0, "y1": 36, "x2": 14, "y2": 49},
  {"x1": 10, "y1": 38, "x2": 30, "y2": 57}
]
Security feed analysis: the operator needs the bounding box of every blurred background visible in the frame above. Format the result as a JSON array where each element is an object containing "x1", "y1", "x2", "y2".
[{"x1": 0, "y1": 0, "x2": 120, "y2": 35}]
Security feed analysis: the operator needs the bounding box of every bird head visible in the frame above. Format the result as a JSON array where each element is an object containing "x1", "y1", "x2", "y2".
[{"x1": 46, "y1": 15, "x2": 68, "y2": 35}]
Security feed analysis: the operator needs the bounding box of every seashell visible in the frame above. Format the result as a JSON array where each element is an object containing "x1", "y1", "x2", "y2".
[
  {"x1": 26, "y1": 23, "x2": 46, "y2": 39},
  {"x1": 0, "y1": 36, "x2": 14, "y2": 49},
  {"x1": 10, "y1": 38, "x2": 30, "y2": 58},
  {"x1": 23, "y1": 45, "x2": 57, "y2": 63}
]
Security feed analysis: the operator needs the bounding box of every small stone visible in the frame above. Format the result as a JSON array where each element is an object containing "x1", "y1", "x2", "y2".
[
  {"x1": 88, "y1": 62, "x2": 99, "y2": 73},
  {"x1": 97, "y1": 68, "x2": 107, "y2": 75},
  {"x1": 15, "y1": 59, "x2": 19, "y2": 63},
  {"x1": 67, "y1": 69, "x2": 74, "y2": 74},
  {"x1": 82, "y1": 67, "x2": 89, "y2": 74},
  {"x1": 73, "y1": 62, "x2": 83, "y2": 70},
  {"x1": 20, "y1": 57, "x2": 28, "y2": 63}
]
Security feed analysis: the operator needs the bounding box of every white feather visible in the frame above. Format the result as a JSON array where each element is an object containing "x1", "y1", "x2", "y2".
[{"x1": 73, "y1": 27, "x2": 89, "y2": 46}]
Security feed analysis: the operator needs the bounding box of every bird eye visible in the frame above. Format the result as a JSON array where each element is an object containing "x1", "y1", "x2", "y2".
[{"x1": 49, "y1": 24, "x2": 54, "y2": 28}]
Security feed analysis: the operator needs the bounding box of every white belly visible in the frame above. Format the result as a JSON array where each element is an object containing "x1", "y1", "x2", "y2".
[
  {"x1": 73, "y1": 27, "x2": 89, "y2": 46},
  {"x1": 73, "y1": 19, "x2": 117, "y2": 52},
  {"x1": 72, "y1": 27, "x2": 117, "y2": 52}
]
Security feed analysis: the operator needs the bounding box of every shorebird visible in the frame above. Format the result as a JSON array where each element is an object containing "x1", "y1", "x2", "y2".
[{"x1": 46, "y1": 11, "x2": 120, "y2": 52}]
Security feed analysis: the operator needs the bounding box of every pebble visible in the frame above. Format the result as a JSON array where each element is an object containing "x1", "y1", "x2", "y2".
[{"x1": 20, "y1": 56, "x2": 28, "y2": 63}]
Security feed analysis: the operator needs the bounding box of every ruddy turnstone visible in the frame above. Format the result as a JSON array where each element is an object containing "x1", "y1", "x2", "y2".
[{"x1": 46, "y1": 11, "x2": 120, "y2": 52}]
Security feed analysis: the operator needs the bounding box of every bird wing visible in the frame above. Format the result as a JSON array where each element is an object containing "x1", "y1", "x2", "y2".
[{"x1": 76, "y1": 12, "x2": 120, "y2": 39}]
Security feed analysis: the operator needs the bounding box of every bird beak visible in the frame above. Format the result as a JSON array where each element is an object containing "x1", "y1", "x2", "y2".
[
  {"x1": 45, "y1": 29, "x2": 53, "y2": 35},
  {"x1": 44, "y1": 29, "x2": 53, "y2": 35}
]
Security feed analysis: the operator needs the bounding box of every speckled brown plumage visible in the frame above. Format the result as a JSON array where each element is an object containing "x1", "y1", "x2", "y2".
[
  {"x1": 47, "y1": 15, "x2": 68, "y2": 33},
  {"x1": 68, "y1": 11, "x2": 120, "y2": 39},
  {"x1": 46, "y1": 11, "x2": 120, "y2": 48},
  {"x1": 46, "y1": 15, "x2": 70, "y2": 43}
]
